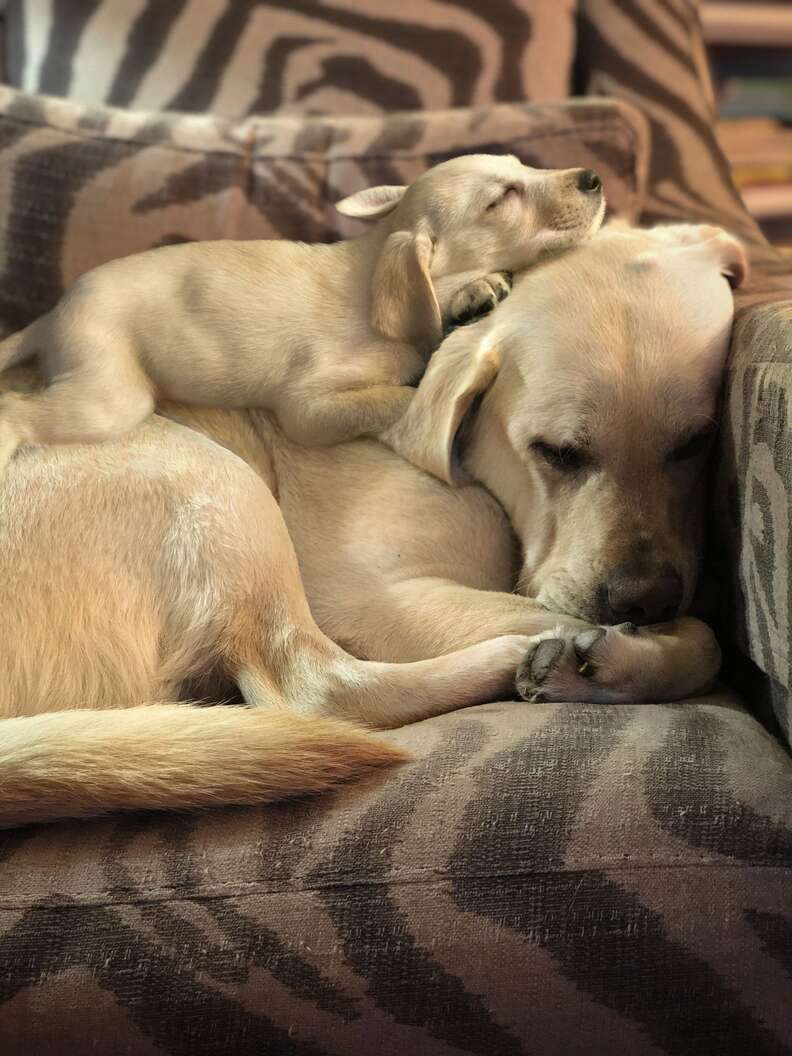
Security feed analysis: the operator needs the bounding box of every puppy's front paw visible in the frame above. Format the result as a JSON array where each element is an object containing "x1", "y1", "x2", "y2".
[{"x1": 448, "y1": 272, "x2": 512, "y2": 328}]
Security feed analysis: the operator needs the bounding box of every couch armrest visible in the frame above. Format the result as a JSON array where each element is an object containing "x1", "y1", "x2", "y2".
[{"x1": 716, "y1": 300, "x2": 792, "y2": 746}]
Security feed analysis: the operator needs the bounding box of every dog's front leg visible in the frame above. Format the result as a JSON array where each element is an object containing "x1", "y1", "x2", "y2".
[
  {"x1": 329, "y1": 578, "x2": 719, "y2": 705},
  {"x1": 329, "y1": 577, "x2": 593, "y2": 663},
  {"x1": 515, "y1": 617, "x2": 721, "y2": 704}
]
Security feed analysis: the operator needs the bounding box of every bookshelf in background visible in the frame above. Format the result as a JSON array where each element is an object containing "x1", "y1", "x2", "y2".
[{"x1": 702, "y1": 2, "x2": 792, "y2": 252}]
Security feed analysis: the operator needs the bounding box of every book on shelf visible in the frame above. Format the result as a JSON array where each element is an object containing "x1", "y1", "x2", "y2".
[
  {"x1": 718, "y1": 78, "x2": 792, "y2": 121},
  {"x1": 702, "y1": 3, "x2": 792, "y2": 47},
  {"x1": 741, "y1": 185, "x2": 792, "y2": 223},
  {"x1": 705, "y1": 3, "x2": 792, "y2": 238},
  {"x1": 717, "y1": 118, "x2": 792, "y2": 223},
  {"x1": 717, "y1": 119, "x2": 792, "y2": 174}
]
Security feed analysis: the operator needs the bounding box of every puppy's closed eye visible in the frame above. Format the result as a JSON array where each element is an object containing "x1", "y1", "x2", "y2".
[
  {"x1": 487, "y1": 185, "x2": 520, "y2": 211},
  {"x1": 531, "y1": 440, "x2": 590, "y2": 472}
]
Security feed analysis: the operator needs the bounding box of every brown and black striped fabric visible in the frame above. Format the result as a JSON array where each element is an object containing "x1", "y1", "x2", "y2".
[
  {"x1": 2, "y1": 697, "x2": 792, "y2": 1055},
  {"x1": 5, "y1": 0, "x2": 576, "y2": 118},
  {"x1": 0, "y1": 85, "x2": 649, "y2": 338}
]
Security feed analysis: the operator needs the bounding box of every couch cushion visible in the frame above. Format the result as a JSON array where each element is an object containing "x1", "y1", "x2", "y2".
[
  {"x1": 0, "y1": 86, "x2": 648, "y2": 337},
  {"x1": 715, "y1": 300, "x2": 792, "y2": 749},
  {"x1": 6, "y1": 0, "x2": 577, "y2": 118},
  {"x1": 0, "y1": 696, "x2": 791, "y2": 1055}
]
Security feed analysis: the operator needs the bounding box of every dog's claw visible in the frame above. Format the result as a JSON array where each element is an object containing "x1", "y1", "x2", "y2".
[
  {"x1": 494, "y1": 272, "x2": 512, "y2": 301},
  {"x1": 573, "y1": 627, "x2": 606, "y2": 677},
  {"x1": 615, "y1": 621, "x2": 639, "y2": 636}
]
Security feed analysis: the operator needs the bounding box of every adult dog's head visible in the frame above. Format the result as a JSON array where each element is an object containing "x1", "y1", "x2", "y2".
[{"x1": 386, "y1": 223, "x2": 747, "y2": 625}]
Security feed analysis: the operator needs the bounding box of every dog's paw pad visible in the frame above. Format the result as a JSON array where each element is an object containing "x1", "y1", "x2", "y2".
[{"x1": 516, "y1": 637, "x2": 566, "y2": 700}]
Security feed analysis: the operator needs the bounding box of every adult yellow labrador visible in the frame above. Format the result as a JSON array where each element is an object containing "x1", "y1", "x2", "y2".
[{"x1": 0, "y1": 223, "x2": 745, "y2": 827}]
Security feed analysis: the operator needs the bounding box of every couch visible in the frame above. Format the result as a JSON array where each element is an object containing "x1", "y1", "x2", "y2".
[{"x1": 0, "y1": 2, "x2": 791, "y2": 1054}]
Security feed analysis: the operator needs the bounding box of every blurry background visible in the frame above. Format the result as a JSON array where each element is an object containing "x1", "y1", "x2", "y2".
[{"x1": 705, "y1": 1, "x2": 792, "y2": 254}]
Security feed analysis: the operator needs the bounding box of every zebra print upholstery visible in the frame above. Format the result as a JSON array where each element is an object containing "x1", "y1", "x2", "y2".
[
  {"x1": 5, "y1": 0, "x2": 577, "y2": 116},
  {"x1": 2, "y1": 699, "x2": 792, "y2": 1055},
  {"x1": 1, "y1": 3, "x2": 792, "y2": 1054}
]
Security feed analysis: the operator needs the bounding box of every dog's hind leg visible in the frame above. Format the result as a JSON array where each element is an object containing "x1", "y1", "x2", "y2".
[
  {"x1": 277, "y1": 383, "x2": 416, "y2": 447},
  {"x1": 224, "y1": 578, "x2": 535, "y2": 727},
  {"x1": 234, "y1": 632, "x2": 535, "y2": 729},
  {"x1": 215, "y1": 549, "x2": 535, "y2": 727},
  {"x1": 0, "y1": 346, "x2": 154, "y2": 471},
  {"x1": 174, "y1": 465, "x2": 531, "y2": 729}
]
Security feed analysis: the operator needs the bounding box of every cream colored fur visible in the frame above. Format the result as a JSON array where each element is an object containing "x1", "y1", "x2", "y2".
[
  {"x1": 0, "y1": 155, "x2": 604, "y2": 474},
  {"x1": 0, "y1": 706, "x2": 409, "y2": 828},
  {"x1": 0, "y1": 223, "x2": 742, "y2": 827}
]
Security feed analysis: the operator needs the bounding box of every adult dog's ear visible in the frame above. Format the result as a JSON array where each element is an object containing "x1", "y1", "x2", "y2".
[
  {"x1": 382, "y1": 331, "x2": 501, "y2": 485},
  {"x1": 371, "y1": 230, "x2": 442, "y2": 350},
  {"x1": 649, "y1": 223, "x2": 749, "y2": 288},
  {"x1": 335, "y1": 185, "x2": 406, "y2": 219},
  {"x1": 709, "y1": 229, "x2": 748, "y2": 288}
]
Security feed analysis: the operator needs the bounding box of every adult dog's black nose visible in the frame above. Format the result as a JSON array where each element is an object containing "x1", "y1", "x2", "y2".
[
  {"x1": 576, "y1": 168, "x2": 602, "y2": 194},
  {"x1": 604, "y1": 564, "x2": 683, "y2": 625}
]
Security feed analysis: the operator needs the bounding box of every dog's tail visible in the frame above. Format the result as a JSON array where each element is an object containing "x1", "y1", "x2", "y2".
[{"x1": 0, "y1": 704, "x2": 408, "y2": 827}]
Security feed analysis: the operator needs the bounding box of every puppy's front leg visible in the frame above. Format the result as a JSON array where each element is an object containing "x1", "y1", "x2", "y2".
[
  {"x1": 435, "y1": 271, "x2": 513, "y2": 332},
  {"x1": 516, "y1": 617, "x2": 721, "y2": 704}
]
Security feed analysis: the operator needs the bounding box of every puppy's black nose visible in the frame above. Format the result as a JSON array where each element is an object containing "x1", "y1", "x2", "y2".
[
  {"x1": 576, "y1": 168, "x2": 602, "y2": 194},
  {"x1": 604, "y1": 564, "x2": 683, "y2": 625}
]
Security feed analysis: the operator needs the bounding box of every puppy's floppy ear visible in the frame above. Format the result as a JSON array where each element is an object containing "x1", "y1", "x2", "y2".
[
  {"x1": 371, "y1": 229, "x2": 442, "y2": 350},
  {"x1": 382, "y1": 330, "x2": 501, "y2": 485},
  {"x1": 335, "y1": 185, "x2": 406, "y2": 219}
]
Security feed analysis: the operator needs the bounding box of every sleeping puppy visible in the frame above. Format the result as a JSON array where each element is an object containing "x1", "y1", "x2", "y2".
[{"x1": 0, "y1": 154, "x2": 604, "y2": 474}]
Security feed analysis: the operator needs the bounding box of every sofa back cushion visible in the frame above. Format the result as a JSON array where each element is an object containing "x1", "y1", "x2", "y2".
[
  {"x1": 5, "y1": 0, "x2": 577, "y2": 118},
  {"x1": 0, "y1": 87, "x2": 648, "y2": 337}
]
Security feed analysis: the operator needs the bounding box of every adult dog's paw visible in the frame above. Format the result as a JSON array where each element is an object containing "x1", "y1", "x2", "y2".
[
  {"x1": 448, "y1": 271, "x2": 512, "y2": 328},
  {"x1": 515, "y1": 622, "x2": 695, "y2": 705},
  {"x1": 516, "y1": 623, "x2": 634, "y2": 704}
]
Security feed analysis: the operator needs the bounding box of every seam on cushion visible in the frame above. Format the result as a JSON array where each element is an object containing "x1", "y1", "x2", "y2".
[
  {"x1": 1, "y1": 859, "x2": 790, "y2": 912},
  {"x1": 0, "y1": 109, "x2": 639, "y2": 163}
]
